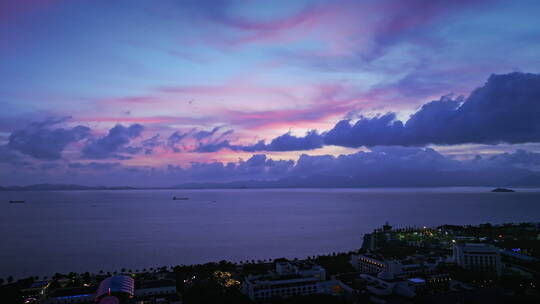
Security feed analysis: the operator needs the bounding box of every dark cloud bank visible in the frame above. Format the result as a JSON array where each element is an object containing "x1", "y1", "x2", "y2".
[
  {"x1": 3, "y1": 147, "x2": 539, "y2": 187},
  {"x1": 166, "y1": 148, "x2": 540, "y2": 188},
  {"x1": 6, "y1": 72, "x2": 540, "y2": 159},
  {"x1": 8, "y1": 118, "x2": 90, "y2": 160},
  {"x1": 81, "y1": 124, "x2": 144, "y2": 159},
  {"x1": 197, "y1": 72, "x2": 540, "y2": 152}
]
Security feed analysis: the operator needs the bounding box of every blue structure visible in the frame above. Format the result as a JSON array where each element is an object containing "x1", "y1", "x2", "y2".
[{"x1": 96, "y1": 275, "x2": 134, "y2": 302}]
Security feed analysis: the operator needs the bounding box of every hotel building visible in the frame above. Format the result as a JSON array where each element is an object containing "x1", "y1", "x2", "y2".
[
  {"x1": 241, "y1": 261, "x2": 350, "y2": 301},
  {"x1": 453, "y1": 243, "x2": 502, "y2": 276}
]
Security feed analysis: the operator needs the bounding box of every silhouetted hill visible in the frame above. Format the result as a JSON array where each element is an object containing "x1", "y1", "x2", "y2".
[
  {"x1": 5, "y1": 170, "x2": 540, "y2": 190},
  {"x1": 0, "y1": 184, "x2": 137, "y2": 191},
  {"x1": 172, "y1": 170, "x2": 533, "y2": 189}
]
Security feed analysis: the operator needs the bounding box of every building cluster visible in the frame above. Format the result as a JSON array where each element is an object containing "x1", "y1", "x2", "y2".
[
  {"x1": 5, "y1": 222, "x2": 540, "y2": 304},
  {"x1": 19, "y1": 273, "x2": 180, "y2": 304},
  {"x1": 237, "y1": 222, "x2": 539, "y2": 302},
  {"x1": 453, "y1": 243, "x2": 503, "y2": 276},
  {"x1": 241, "y1": 261, "x2": 351, "y2": 301},
  {"x1": 346, "y1": 242, "x2": 502, "y2": 301}
]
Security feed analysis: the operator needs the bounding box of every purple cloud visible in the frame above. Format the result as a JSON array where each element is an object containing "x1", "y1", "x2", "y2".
[
  {"x1": 8, "y1": 118, "x2": 90, "y2": 160},
  {"x1": 193, "y1": 126, "x2": 221, "y2": 140},
  {"x1": 4, "y1": 147, "x2": 538, "y2": 187},
  {"x1": 195, "y1": 130, "x2": 324, "y2": 153},
  {"x1": 81, "y1": 124, "x2": 144, "y2": 159},
  {"x1": 0, "y1": 145, "x2": 31, "y2": 167},
  {"x1": 68, "y1": 162, "x2": 121, "y2": 170},
  {"x1": 209, "y1": 72, "x2": 540, "y2": 151},
  {"x1": 140, "y1": 134, "x2": 161, "y2": 155},
  {"x1": 167, "y1": 131, "x2": 190, "y2": 152},
  {"x1": 239, "y1": 131, "x2": 324, "y2": 152}
]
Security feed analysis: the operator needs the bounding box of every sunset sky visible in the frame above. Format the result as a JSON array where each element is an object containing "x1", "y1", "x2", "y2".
[{"x1": 1, "y1": 0, "x2": 540, "y2": 186}]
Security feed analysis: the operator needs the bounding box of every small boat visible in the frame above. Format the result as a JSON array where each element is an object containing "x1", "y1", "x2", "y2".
[
  {"x1": 9, "y1": 200, "x2": 25, "y2": 203},
  {"x1": 491, "y1": 188, "x2": 515, "y2": 193},
  {"x1": 173, "y1": 196, "x2": 189, "y2": 200}
]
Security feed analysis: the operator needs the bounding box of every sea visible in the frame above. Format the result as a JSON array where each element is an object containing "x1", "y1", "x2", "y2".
[{"x1": 1, "y1": 187, "x2": 540, "y2": 279}]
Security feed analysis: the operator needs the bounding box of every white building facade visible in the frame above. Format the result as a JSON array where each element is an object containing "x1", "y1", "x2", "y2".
[
  {"x1": 453, "y1": 243, "x2": 502, "y2": 276},
  {"x1": 351, "y1": 254, "x2": 444, "y2": 279},
  {"x1": 242, "y1": 261, "x2": 349, "y2": 301},
  {"x1": 350, "y1": 254, "x2": 386, "y2": 274}
]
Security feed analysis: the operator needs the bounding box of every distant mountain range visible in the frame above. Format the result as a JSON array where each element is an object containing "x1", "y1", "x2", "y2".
[
  {"x1": 0, "y1": 184, "x2": 138, "y2": 191},
  {"x1": 2, "y1": 173, "x2": 540, "y2": 191},
  {"x1": 172, "y1": 173, "x2": 540, "y2": 189}
]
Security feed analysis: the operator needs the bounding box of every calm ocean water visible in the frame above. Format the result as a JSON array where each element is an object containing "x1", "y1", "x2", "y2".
[{"x1": 1, "y1": 187, "x2": 540, "y2": 278}]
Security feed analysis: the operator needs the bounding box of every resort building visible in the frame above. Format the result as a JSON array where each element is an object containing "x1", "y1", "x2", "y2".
[
  {"x1": 351, "y1": 254, "x2": 446, "y2": 279},
  {"x1": 21, "y1": 281, "x2": 50, "y2": 303},
  {"x1": 42, "y1": 286, "x2": 95, "y2": 304},
  {"x1": 350, "y1": 254, "x2": 386, "y2": 274},
  {"x1": 453, "y1": 243, "x2": 502, "y2": 276},
  {"x1": 134, "y1": 279, "x2": 176, "y2": 297},
  {"x1": 386, "y1": 257, "x2": 443, "y2": 278},
  {"x1": 95, "y1": 275, "x2": 135, "y2": 303},
  {"x1": 358, "y1": 273, "x2": 416, "y2": 298},
  {"x1": 241, "y1": 261, "x2": 350, "y2": 301}
]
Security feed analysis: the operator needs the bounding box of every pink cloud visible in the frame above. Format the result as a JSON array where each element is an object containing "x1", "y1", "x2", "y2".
[
  {"x1": 201, "y1": 0, "x2": 487, "y2": 61},
  {"x1": 80, "y1": 80, "x2": 387, "y2": 144}
]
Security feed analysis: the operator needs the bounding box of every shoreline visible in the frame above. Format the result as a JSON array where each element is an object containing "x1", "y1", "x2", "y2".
[{"x1": 3, "y1": 221, "x2": 539, "y2": 281}]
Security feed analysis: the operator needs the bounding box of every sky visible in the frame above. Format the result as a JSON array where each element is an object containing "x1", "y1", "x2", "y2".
[{"x1": 1, "y1": 0, "x2": 540, "y2": 187}]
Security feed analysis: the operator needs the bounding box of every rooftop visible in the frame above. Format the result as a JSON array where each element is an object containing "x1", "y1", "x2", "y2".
[
  {"x1": 136, "y1": 280, "x2": 176, "y2": 289},
  {"x1": 96, "y1": 275, "x2": 134, "y2": 299},
  {"x1": 48, "y1": 286, "x2": 96, "y2": 298}
]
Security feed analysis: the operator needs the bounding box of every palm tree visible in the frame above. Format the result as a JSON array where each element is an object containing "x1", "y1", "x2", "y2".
[{"x1": 7, "y1": 276, "x2": 13, "y2": 284}]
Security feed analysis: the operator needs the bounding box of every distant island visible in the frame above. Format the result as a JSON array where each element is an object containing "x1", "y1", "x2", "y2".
[{"x1": 492, "y1": 187, "x2": 516, "y2": 192}]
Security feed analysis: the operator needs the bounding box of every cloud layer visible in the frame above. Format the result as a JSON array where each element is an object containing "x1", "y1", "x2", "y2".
[
  {"x1": 81, "y1": 124, "x2": 144, "y2": 159},
  {"x1": 2, "y1": 147, "x2": 538, "y2": 187},
  {"x1": 197, "y1": 72, "x2": 540, "y2": 152},
  {"x1": 8, "y1": 118, "x2": 90, "y2": 160},
  {"x1": 1, "y1": 73, "x2": 540, "y2": 187},
  {"x1": 4, "y1": 72, "x2": 540, "y2": 161},
  {"x1": 328, "y1": 73, "x2": 540, "y2": 147}
]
